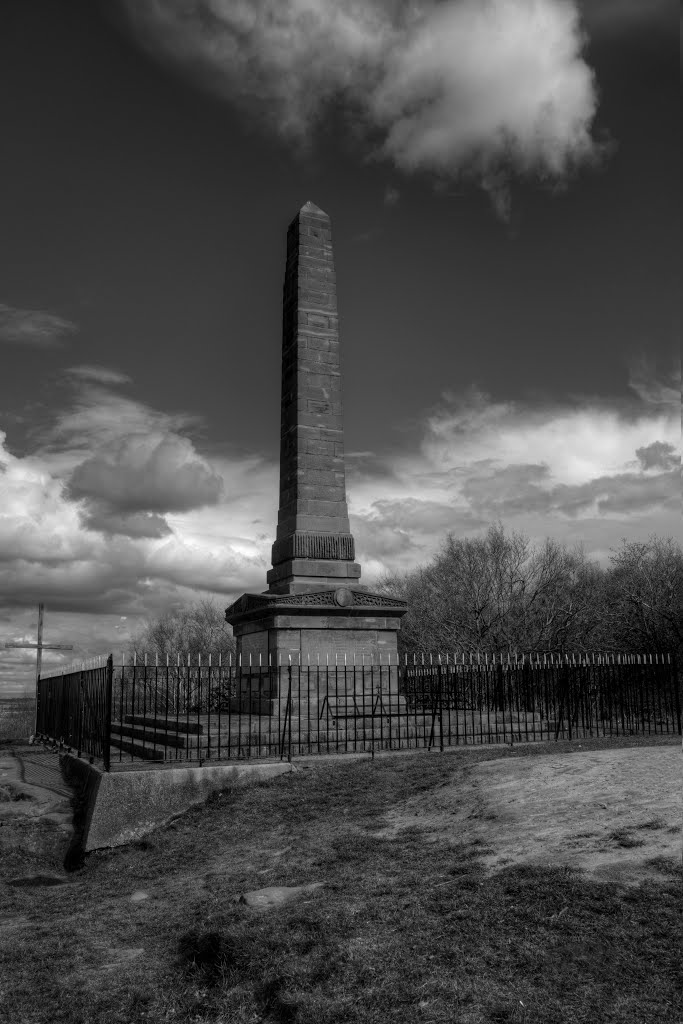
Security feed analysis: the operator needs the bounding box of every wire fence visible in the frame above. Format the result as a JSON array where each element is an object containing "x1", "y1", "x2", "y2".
[{"x1": 33, "y1": 651, "x2": 680, "y2": 769}]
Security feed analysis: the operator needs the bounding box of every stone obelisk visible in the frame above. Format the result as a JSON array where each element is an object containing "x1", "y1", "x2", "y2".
[
  {"x1": 226, "y1": 203, "x2": 406, "y2": 670},
  {"x1": 267, "y1": 201, "x2": 360, "y2": 595}
]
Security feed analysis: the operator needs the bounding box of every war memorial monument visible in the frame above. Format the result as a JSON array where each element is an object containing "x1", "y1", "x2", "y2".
[{"x1": 225, "y1": 202, "x2": 407, "y2": 685}]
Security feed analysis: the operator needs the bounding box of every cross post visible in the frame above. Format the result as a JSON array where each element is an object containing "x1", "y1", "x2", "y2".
[{"x1": 3, "y1": 604, "x2": 74, "y2": 692}]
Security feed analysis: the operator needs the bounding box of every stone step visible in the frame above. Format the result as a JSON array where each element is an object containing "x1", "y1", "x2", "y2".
[
  {"x1": 135, "y1": 723, "x2": 556, "y2": 746},
  {"x1": 112, "y1": 722, "x2": 188, "y2": 748},
  {"x1": 254, "y1": 711, "x2": 548, "y2": 727},
  {"x1": 124, "y1": 714, "x2": 204, "y2": 734},
  {"x1": 109, "y1": 734, "x2": 165, "y2": 761},
  {"x1": 110, "y1": 730, "x2": 552, "y2": 763},
  {"x1": 110, "y1": 715, "x2": 555, "y2": 740},
  {"x1": 108, "y1": 715, "x2": 573, "y2": 757},
  {"x1": 134, "y1": 702, "x2": 554, "y2": 723},
  {"x1": 108, "y1": 724, "x2": 614, "y2": 763}
]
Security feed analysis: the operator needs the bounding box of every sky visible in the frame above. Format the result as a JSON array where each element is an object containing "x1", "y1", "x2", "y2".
[{"x1": 0, "y1": 0, "x2": 679, "y2": 694}]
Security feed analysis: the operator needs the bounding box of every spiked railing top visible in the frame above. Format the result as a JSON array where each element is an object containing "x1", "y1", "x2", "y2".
[
  {"x1": 112, "y1": 650, "x2": 675, "y2": 669},
  {"x1": 37, "y1": 654, "x2": 111, "y2": 679}
]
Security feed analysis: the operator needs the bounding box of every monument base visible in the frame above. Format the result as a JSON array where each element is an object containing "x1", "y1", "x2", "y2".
[{"x1": 225, "y1": 587, "x2": 408, "y2": 715}]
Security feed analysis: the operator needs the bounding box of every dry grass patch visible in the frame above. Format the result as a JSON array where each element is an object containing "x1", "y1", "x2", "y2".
[{"x1": 0, "y1": 699, "x2": 36, "y2": 743}]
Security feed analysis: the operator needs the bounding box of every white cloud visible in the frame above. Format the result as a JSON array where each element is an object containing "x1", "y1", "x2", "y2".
[
  {"x1": 46, "y1": 382, "x2": 200, "y2": 454},
  {"x1": 68, "y1": 432, "x2": 223, "y2": 516},
  {"x1": 65, "y1": 365, "x2": 132, "y2": 385},
  {"x1": 0, "y1": 302, "x2": 77, "y2": 348},
  {"x1": 371, "y1": 0, "x2": 597, "y2": 179},
  {"x1": 0, "y1": 419, "x2": 273, "y2": 694},
  {"x1": 348, "y1": 371, "x2": 681, "y2": 576},
  {"x1": 39, "y1": 382, "x2": 223, "y2": 526},
  {"x1": 0, "y1": 380, "x2": 277, "y2": 684},
  {"x1": 422, "y1": 387, "x2": 677, "y2": 486},
  {"x1": 120, "y1": 0, "x2": 601, "y2": 207}
]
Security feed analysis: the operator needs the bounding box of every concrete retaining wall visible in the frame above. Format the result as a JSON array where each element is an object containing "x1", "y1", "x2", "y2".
[{"x1": 60, "y1": 755, "x2": 294, "y2": 853}]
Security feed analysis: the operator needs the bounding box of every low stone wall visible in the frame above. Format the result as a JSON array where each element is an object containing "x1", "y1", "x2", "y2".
[{"x1": 60, "y1": 754, "x2": 294, "y2": 852}]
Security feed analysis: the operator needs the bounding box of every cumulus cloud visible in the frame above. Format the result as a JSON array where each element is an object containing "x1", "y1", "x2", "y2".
[
  {"x1": 0, "y1": 424, "x2": 271, "y2": 617},
  {"x1": 27, "y1": 381, "x2": 222, "y2": 531},
  {"x1": 68, "y1": 432, "x2": 223, "y2": 516},
  {"x1": 119, "y1": 0, "x2": 601, "y2": 208},
  {"x1": 635, "y1": 441, "x2": 680, "y2": 472},
  {"x1": 371, "y1": 0, "x2": 597, "y2": 179},
  {"x1": 81, "y1": 508, "x2": 173, "y2": 539},
  {"x1": 0, "y1": 372, "x2": 278, "y2": 686},
  {"x1": 0, "y1": 303, "x2": 77, "y2": 348},
  {"x1": 0, "y1": 383, "x2": 277, "y2": 690}
]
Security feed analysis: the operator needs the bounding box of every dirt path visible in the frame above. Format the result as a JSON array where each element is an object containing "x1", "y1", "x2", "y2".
[
  {"x1": 0, "y1": 748, "x2": 76, "y2": 879},
  {"x1": 374, "y1": 744, "x2": 682, "y2": 885}
]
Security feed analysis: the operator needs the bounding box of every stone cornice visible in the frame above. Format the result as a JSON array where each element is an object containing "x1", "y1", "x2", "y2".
[{"x1": 226, "y1": 587, "x2": 407, "y2": 626}]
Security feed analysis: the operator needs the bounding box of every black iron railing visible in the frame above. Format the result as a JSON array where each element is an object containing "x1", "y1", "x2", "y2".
[
  {"x1": 33, "y1": 652, "x2": 680, "y2": 769},
  {"x1": 102, "y1": 651, "x2": 680, "y2": 768},
  {"x1": 35, "y1": 656, "x2": 113, "y2": 769}
]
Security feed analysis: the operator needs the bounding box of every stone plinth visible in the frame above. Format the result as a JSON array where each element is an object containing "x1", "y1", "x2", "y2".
[
  {"x1": 228, "y1": 588, "x2": 406, "y2": 663},
  {"x1": 226, "y1": 587, "x2": 407, "y2": 713}
]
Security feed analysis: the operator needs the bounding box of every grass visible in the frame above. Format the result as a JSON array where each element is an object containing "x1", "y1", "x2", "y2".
[
  {"x1": 0, "y1": 698, "x2": 36, "y2": 743},
  {"x1": 0, "y1": 738, "x2": 681, "y2": 1023},
  {"x1": 607, "y1": 828, "x2": 646, "y2": 849}
]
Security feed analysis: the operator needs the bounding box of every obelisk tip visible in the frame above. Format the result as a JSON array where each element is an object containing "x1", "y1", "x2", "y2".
[{"x1": 300, "y1": 200, "x2": 329, "y2": 219}]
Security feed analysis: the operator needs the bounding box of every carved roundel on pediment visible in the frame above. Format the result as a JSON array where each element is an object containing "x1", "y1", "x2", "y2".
[{"x1": 333, "y1": 587, "x2": 354, "y2": 608}]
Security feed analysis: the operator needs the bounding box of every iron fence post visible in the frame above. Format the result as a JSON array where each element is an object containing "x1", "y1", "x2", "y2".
[
  {"x1": 427, "y1": 661, "x2": 438, "y2": 751},
  {"x1": 672, "y1": 655, "x2": 681, "y2": 736},
  {"x1": 76, "y1": 669, "x2": 84, "y2": 758},
  {"x1": 567, "y1": 662, "x2": 573, "y2": 741},
  {"x1": 288, "y1": 662, "x2": 293, "y2": 762},
  {"x1": 554, "y1": 664, "x2": 566, "y2": 741},
  {"x1": 103, "y1": 654, "x2": 113, "y2": 772},
  {"x1": 440, "y1": 659, "x2": 446, "y2": 749},
  {"x1": 280, "y1": 664, "x2": 292, "y2": 762}
]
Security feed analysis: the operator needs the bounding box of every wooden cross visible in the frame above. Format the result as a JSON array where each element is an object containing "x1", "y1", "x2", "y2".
[{"x1": 4, "y1": 604, "x2": 74, "y2": 687}]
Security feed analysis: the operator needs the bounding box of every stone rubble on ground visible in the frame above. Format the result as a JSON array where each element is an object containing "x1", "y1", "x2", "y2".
[
  {"x1": 129, "y1": 890, "x2": 150, "y2": 903},
  {"x1": 240, "y1": 881, "x2": 325, "y2": 910}
]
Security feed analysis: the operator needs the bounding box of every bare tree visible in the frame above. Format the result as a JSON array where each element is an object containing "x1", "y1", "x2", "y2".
[
  {"x1": 128, "y1": 598, "x2": 236, "y2": 662},
  {"x1": 602, "y1": 536, "x2": 683, "y2": 658},
  {"x1": 378, "y1": 523, "x2": 608, "y2": 656},
  {"x1": 122, "y1": 599, "x2": 237, "y2": 713}
]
